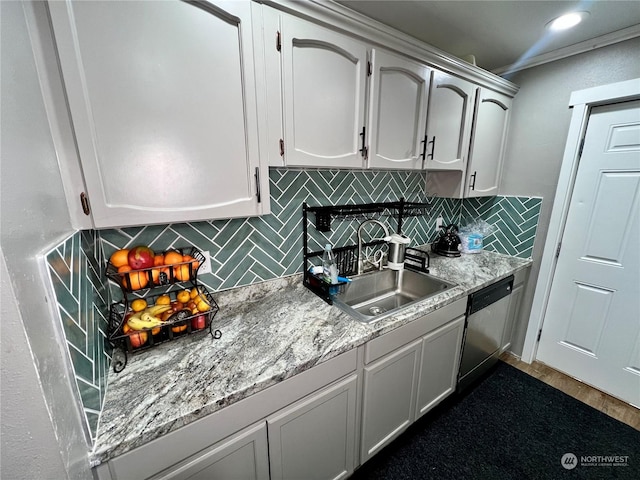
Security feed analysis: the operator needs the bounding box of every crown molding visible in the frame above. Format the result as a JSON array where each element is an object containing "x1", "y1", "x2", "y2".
[
  {"x1": 258, "y1": 0, "x2": 520, "y2": 96},
  {"x1": 493, "y1": 24, "x2": 640, "y2": 77}
]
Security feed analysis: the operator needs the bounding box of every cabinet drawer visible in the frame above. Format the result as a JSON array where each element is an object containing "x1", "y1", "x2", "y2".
[{"x1": 364, "y1": 297, "x2": 466, "y2": 364}]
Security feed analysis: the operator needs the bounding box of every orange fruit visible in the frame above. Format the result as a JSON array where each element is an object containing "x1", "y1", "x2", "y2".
[
  {"x1": 151, "y1": 268, "x2": 162, "y2": 285},
  {"x1": 110, "y1": 249, "x2": 129, "y2": 268},
  {"x1": 174, "y1": 264, "x2": 191, "y2": 282},
  {"x1": 171, "y1": 323, "x2": 187, "y2": 333},
  {"x1": 118, "y1": 265, "x2": 131, "y2": 273},
  {"x1": 190, "y1": 287, "x2": 201, "y2": 299},
  {"x1": 122, "y1": 323, "x2": 131, "y2": 334},
  {"x1": 154, "y1": 254, "x2": 165, "y2": 267},
  {"x1": 176, "y1": 290, "x2": 191, "y2": 304},
  {"x1": 122, "y1": 270, "x2": 148, "y2": 291},
  {"x1": 164, "y1": 251, "x2": 183, "y2": 265},
  {"x1": 156, "y1": 295, "x2": 171, "y2": 305},
  {"x1": 182, "y1": 254, "x2": 194, "y2": 263},
  {"x1": 131, "y1": 299, "x2": 147, "y2": 312},
  {"x1": 151, "y1": 326, "x2": 161, "y2": 336}
]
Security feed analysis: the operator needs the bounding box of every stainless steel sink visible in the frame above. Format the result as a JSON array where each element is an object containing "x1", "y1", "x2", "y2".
[{"x1": 332, "y1": 269, "x2": 456, "y2": 323}]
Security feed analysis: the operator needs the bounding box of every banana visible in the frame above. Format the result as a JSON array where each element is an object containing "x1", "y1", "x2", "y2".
[
  {"x1": 127, "y1": 313, "x2": 163, "y2": 331},
  {"x1": 145, "y1": 304, "x2": 172, "y2": 316}
]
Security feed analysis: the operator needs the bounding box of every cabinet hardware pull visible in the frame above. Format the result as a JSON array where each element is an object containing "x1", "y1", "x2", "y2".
[
  {"x1": 80, "y1": 192, "x2": 90, "y2": 215},
  {"x1": 367, "y1": 61, "x2": 372, "y2": 77},
  {"x1": 359, "y1": 127, "x2": 368, "y2": 160},
  {"x1": 276, "y1": 31, "x2": 281, "y2": 52},
  {"x1": 279, "y1": 138, "x2": 285, "y2": 157},
  {"x1": 420, "y1": 135, "x2": 428, "y2": 160},
  {"x1": 255, "y1": 167, "x2": 261, "y2": 203},
  {"x1": 469, "y1": 171, "x2": 477, "y2": 190},
  {"x1": 428, "y1": 137, "x2": 436, "y2": 160}
]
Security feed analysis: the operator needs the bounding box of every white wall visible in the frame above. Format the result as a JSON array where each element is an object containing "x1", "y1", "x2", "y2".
[
  {"x1": 500, "y1": 37, "x2": 640, "y2": 355},
  {"x1": 0, "y1": 2, "x2": 91, "y2": 479}
]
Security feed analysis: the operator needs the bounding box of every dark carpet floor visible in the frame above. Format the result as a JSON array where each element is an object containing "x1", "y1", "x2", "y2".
[{"x1": 350, "y1": 361, "x2": 639, "y2": 480}]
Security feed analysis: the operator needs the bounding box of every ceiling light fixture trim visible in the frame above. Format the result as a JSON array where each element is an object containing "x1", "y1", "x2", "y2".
[{"x1": 547, "y1": 11, "x2": 590, "y2": 31}]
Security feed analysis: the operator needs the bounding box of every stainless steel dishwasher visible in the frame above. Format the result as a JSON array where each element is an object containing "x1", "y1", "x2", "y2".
[{"x1": 458, "y1": 275, "x2": 514, "y2": 391}]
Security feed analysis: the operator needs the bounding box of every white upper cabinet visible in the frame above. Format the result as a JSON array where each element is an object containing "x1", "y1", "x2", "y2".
[
  {"x1": 279, "y1": 16, "x2": 368, "y2": 168},
  {"x1": 367, "y1": 50, "x2": 431, "y2": 170},
  {"x1": 465, "y1": 89, "x2": 512, "y2": 197},
  {"x1": 424, "y1": 71, "x2": 476, "y2": 171},
  {"x1": 48, "y1": 0, "x2": 268, "y2": 228}
]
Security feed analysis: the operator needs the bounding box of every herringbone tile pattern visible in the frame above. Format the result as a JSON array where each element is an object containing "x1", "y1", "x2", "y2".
[
  {"x1": 46, "y1": 230, "x2": 110, "y2": 441},
  {"x1": 461, "y1": 196, "x2": 542, "y2": 258},
  {"x1": 100, "y1": 168, "x2": 434, "y2": 294}
]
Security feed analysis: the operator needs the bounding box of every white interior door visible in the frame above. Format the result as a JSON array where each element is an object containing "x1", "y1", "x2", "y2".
[{"x1": 537, "y1": 100, "x2": 640, "y2": 406}]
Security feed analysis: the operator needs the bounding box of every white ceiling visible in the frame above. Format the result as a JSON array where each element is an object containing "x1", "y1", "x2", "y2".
[{"x1": 336, "y1": 0, "x2": 640, "y2": 73}]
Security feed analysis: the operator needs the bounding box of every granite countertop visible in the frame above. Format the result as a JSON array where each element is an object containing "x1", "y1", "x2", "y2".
[{"x1": 91, "y1": 250, "x2": 531, "y2": 465}]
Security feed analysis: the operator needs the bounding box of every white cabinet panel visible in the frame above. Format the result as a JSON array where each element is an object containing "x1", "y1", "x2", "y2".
[
  {"x1": 360, "y1": 339, "x2": 420, "y2": 462},
  {"x1": 466, "y1": 89, "x2": 512, "y2": 197},
  {"x1": 268, "y1": 374, "x2": 358, "y2": 480},
  {"x1": 152, "y1": 422, "x2": 269, "y2": 480},
  {"x1": 415, "y1": 316, "x2": 465, "y2": 420},
  {"x1": 368, "y1": 50, "x2": 430, "y2": 170},
  {"x1": 425, "y1": 71, "x2": 476, "y2": 171},
  {"x1": 280, "y1": 16, "x2": 368, "y2": 167},
  {"x1": 49, "y1": 0, "x2": 267, "y2": 227}
]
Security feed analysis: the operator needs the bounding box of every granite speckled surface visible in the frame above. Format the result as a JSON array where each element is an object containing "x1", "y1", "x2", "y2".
[{"x1": 91, "y1": 250, "x2": 531, "y2": 465}]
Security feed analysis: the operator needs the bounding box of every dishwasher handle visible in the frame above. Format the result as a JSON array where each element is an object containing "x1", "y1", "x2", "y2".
[{"x1": 467, "y1": 275, "x2": 514, "y2": 315}]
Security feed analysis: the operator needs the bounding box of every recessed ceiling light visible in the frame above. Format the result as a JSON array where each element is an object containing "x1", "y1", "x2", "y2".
[{"x1": 547, "y1": 11, "x2": 590, "y2": 31}]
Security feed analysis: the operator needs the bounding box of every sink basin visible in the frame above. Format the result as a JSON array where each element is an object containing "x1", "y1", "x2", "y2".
[{"x1": 332, "y1": 269, "x2": 456, "y2": 323}]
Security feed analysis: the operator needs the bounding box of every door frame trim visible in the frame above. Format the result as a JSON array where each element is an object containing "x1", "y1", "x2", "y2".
[{"x1": 521, "y1": 78, "x2": 640, "y2": 364}]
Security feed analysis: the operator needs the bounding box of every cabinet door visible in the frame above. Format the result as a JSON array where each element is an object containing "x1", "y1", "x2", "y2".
[
  {"x1": 152, "y1": 422, "x2": 269, "y2": 480},
  {"x1": 367, "y1": 50, "x2": 430, "y2": 170},
  {"x1": 268, "y1": 374, "x2": 358, "y2": 480},
  {"x1": 466, "y1": 89, "x2": 512, "y2": 197},
  {"x1": 49, "y1": 0, "x2": 267, "y2": 228},
  {"x1": 502, "y1": 283, "x2": 524, "y2": 353},
  {"x1": 415, "y1": 316, "x2": 465, "y2": 420},
  {"x1": 361, "y1": 339, "x2": 420, "y2": 463},
  {"x1": 280, "y1": 16, "x2": 368, "y2": 168},
  {"x1": 425, "y1": 71, "x2": 475, "y2": 171}
]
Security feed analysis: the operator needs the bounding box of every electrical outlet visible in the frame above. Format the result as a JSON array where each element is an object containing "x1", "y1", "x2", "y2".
[
  {"x1": 435, "y1": 216, "x2": 444, "y2": 232},
  {"x1": 198, "y1": 251, "x2": 212, "y2": 275}
]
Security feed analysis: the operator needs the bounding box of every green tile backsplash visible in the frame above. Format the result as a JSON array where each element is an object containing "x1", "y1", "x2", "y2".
[
  {"x1": 461, "y1": 196, "x2": 542, "y2": 259},
  {"x1": 45, "y1": 230, "x2": 110, "y2": 441},
  {"x1": 44, "y1": 167, "x2": 541, "y2": 444}
]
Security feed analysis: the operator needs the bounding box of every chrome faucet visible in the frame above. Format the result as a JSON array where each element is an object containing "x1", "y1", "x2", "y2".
[{"x1": 357, "y1": 219, "x2": 390, "y2": 275}]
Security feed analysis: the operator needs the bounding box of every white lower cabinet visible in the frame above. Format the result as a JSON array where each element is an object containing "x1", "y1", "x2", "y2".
[
  {"x1": 359, "y1": 298, "x2": 467, "y2": 465},
  {"x1": 267, "y1": 374, "x2": 358, "y2": 480},
  {"x1": 415, "y1": 316, "x2": 466, "y2": 420},
  {"x1": 151, "y1": 422, "x2": 269, "y2": 480},
  {"x1": 360, "y1": 339, "x2": 421, "y2": 462}
]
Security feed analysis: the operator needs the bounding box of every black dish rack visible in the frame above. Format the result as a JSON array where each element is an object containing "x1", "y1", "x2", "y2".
[
  {"x1": 106, "y1": 246, "x2": 221, "y2": 372},
  {"x1": 302, "y1": 198, "x2": 431, "y2": 304}
]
